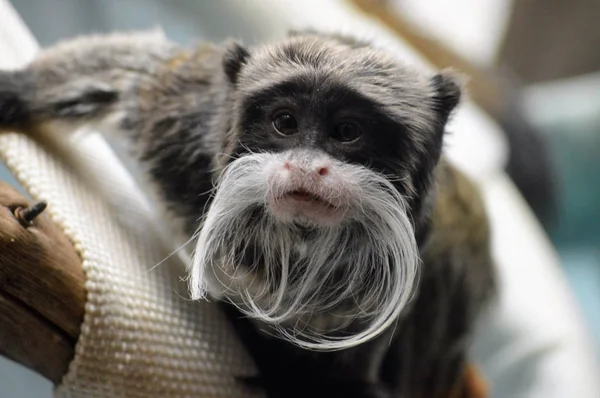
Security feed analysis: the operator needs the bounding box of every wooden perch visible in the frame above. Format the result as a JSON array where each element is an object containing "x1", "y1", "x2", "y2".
[{"x1": 0, "y1": 180, "x2": 84, "y2": 384}]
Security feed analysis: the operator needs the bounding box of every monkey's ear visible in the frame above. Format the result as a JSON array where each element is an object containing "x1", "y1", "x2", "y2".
[
  {"x1": 430, "y1": 68, "x2": 465, "y2": 121},
  {"x1": 223, "y1": 41, "x2": 250, "y2": 85}
]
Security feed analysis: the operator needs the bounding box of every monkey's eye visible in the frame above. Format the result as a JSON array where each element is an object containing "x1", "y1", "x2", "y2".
[
  {"x1": 333, "y1": 121, "x2": 363, "y2": 143},
  {"x1": 273, "y1": 112, "x2": 298, "y2": 136}
]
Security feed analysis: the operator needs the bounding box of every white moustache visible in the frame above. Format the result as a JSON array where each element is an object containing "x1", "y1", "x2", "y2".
[{"x1": 188, "y1": 149, "x2": 420, "y2": 351}]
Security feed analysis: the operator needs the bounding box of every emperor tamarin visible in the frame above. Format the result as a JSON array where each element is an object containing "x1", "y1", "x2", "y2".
[{"x1": 0, "y1": 29, "x2": 496, "y2": 398}]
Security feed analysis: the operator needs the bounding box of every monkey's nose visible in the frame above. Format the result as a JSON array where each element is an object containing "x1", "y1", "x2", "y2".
[{"x1": 283, "y1": 162, "x2": 329, "y2": 177}]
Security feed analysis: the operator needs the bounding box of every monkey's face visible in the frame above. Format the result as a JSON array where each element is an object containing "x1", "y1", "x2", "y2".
[{"x1": 189, "y1": 34, "x2": 461, "y2": 350}]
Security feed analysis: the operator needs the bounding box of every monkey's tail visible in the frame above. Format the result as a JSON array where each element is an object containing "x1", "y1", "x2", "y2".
[
  {"x1": 0, "y1": 70, "x2": 34, "y2": 128},
  {"x1": 0, "y1": 68, "x2": 120, "y2": 131}
]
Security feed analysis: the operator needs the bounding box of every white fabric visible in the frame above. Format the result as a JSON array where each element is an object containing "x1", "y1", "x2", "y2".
[
  {"x1": 389, "y1": 0, "x2": 514, "y2": 68},
  {"x1": 0, "y1": 1, "x2": 260, "y2": 397}
]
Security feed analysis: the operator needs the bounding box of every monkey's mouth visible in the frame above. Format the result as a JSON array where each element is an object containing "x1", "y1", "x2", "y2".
[
  {"x1": 271, "y1": 189, "x2": 343, "y2": 224},
  {"x1": 285, "y1": 190, "x2": 336, "y2": 208}
]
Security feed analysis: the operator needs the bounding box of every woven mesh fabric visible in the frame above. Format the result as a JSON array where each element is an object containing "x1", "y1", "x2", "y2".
[{"x1": 0, "y1": 1, "x2": 261, "y2": 397}]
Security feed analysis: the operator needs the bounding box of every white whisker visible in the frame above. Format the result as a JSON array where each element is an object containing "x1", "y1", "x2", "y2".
[
  {"x1": 188, "y1": 149, "x2": 420, "y2": 351},
  {"x1": 147, "y1": 229, "x2": 199, "y2": 273}
]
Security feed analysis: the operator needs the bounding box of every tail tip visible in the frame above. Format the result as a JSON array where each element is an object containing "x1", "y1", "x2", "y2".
[{"x1": 0, "y1": 70, "x2": 31, "y2": 128}]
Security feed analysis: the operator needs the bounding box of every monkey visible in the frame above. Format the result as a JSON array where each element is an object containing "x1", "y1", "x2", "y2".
[{"x1": 0, "y1": 29, "x2": 496, "y2": 398}]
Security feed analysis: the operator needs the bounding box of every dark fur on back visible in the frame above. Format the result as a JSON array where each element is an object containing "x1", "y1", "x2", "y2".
[{"x1": 0, "y1": 30, "x2": 496, "y2": 398}]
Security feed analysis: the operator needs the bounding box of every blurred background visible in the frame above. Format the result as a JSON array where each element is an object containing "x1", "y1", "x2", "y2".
[{"x1": 1, "y1": 0, "x2": 598, "y2": 396}]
